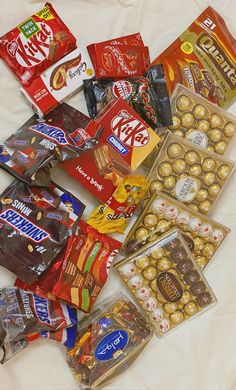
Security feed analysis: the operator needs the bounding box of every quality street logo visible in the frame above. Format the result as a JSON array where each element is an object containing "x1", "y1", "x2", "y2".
[{"x1": 111, "y1": 110, "x2": 150, "y2": 147}]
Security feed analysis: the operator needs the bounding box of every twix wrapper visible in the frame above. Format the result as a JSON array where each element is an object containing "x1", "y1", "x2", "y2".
[
  {"x1": 151, "y1": 7, "x2": 236, "y2": 108},
  {"x1": 0, "y1": 3, "x2": 77, "y2": 86}
]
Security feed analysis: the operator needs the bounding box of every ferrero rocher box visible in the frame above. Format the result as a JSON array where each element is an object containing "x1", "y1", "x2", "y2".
[
  {"x1": 115, "y1": 229, "x2": 217, "y2": 337},
  {"x1": 122, "y1": 192, "x2": 230, "y2": 270},
  {"x1": 143, "y1": 132, "x2": 235, "y2": 215},
  {"x1": 169, "y1": 84, "x2": 236, "y2": 155}
]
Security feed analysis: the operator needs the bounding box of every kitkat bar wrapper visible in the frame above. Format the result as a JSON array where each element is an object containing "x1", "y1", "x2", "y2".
[
  {"x1": 0, "y1": 103, "x2": 97, "y2": 186},
  {"x1": 151, "y1": 7, "x2": 236, "y2": 108},
  {"x1": 15, "y1": 220, "x2": 121, "y2": 313},
  {"x1": 0, "y1": 179, "x2": 85, "y2": 284},
  {"x1": 61, "y1": 97, "x2": 160, "y2": 204},
  {"x1": 83, "y1": 64, "x2": 172, "y2": 129},
  {"x1": 0, "y1": 287, "x2": 77, "y2": 364},
  {"x1": 87, "y1": 33, "x2": 150, "y2": 79},
  {"x1": 0, "y1": 3, "x2": 76, "y2": 86},
  {"x1": 21, "y1": 47, "x2": 95, "y2": 117},
  {"x1": 115, "y1": 229, "x2": 217, "y2": 337},
  {"x1": 67, "y1": 293, "x2": 152, "y2": 389}
]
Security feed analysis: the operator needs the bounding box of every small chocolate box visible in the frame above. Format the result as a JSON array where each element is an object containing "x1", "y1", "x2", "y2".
[
  {"x1": 115, "y1": 229, "x2": 217, "y2": 337},
  {"x1": 122, "y1": 192, "x2": 230, "y2": 270},
  {"x1": 169, "y1": 84, "x2": 236, "y2": 155},
  {"x1": 67, "y1": 293, "x2": 152, "y2": 389},
  {"x1": 145, "y1": 132, "x2": 235, "y2": 215}
]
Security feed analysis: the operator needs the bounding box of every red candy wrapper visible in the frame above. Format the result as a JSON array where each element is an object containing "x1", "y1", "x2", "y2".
[
  {"x1": 0, "y1": 3, "x2": 76, "y2": 86},
  {"x1": 87, "y1": 33, "x2": 150, "y2": 79},
  {"x1": 15, "y1": 221, "x2": 121, "y2": 313}
]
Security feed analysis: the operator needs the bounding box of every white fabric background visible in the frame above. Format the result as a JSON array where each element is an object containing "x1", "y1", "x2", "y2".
[{"x1": 0, "y1": 1, "x2": 236, "y2": 389}]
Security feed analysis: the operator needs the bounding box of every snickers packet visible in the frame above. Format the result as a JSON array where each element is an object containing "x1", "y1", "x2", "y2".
[
  {"x1": 0, "y1": 3, "x2": 77, "y2": 86},
  {"x1": 21, "y1": 47, "x2": 95, "y2": 117},
  {"x1": 0, "y1": 287, "x2": 77, "y2": 363},
  {"x1": 87, "y1": 33, "x2": 150, "y2": 79},
  {"x1": 0, "y1": 180, "x2": 85, "y2": 284},
  {"x1": 0, "y1": 103, "x2": 95, "y2": 186},
  {"x1": 84, "y1": 64, "x2": 172, "y2": 129},
  {"x1": 61, "y1": 97, "x2": 160, "y2": 204},
  {"x1": 16, "y1": 221, "x2": 121, "y2": 313},
  {"x1": 151, "y1": 7, "x2": 236, "y2": 108}
]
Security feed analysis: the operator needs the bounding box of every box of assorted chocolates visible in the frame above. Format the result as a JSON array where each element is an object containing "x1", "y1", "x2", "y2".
[
  {"x1": 115, "y1": 229, "x2": 217, "y2": 337},
  {"x1": 122, "y1": 192, "x2": 230, "y2": 270},
  {"x1": 169, "y1": 84, "x2": 236, "y2": 155},
  {"x1": 145, "y1": 132, "x2": 235, "y2": 215},
  {"x1": 67, "y1": 293, "x2": 153, "y2": 389}
]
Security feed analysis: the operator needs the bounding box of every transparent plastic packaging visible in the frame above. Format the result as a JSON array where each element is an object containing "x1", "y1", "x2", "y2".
[{"x1": 115, "y1": 229, "x2": 217, "y2": 337}]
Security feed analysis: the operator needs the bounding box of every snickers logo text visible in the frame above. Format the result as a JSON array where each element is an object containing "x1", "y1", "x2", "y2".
[{"x1": 30, "y1": 123, "x2": 68, "y2": 145}]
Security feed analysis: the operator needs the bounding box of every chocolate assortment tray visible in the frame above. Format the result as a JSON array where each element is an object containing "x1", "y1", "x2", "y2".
[
  {"x1": 115, "y1": 229, "x2": 217, "y2": 337},
  {"x1": 122, "y1": 192, "x2": 230, "y2": 270},
  {"x1": 144, "y1": 133, "x2": 235, "y2": 215},
  {"x1": 169, "y1": 84, "x2": 236, "y2": 155}
]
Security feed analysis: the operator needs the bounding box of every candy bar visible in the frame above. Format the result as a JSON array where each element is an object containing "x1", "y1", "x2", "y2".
[
  {"x1": 151, "y1": 7, "x2": 236, "y2": 108},
  {"x1": 115, "y1": 229, "x2": 217, "y2": 337},
  {"x1": 122, "y1": 192, "x2": 230, "y2": 270},
  {"x1": 21, "y1": 47, "x2": 95, "y2": 117},
  {"x1": 0, "y1": 3, "x2": 77, "y2": 86},
  {"x1": 169, "y1": 84, "x2": 236, "y2": 155},
  {"x1": 67, "y1": 293, "x2": 152, "y2": 388},
  {"x1": 145, "y1": 132, "x2": 235, "y2": 215}
]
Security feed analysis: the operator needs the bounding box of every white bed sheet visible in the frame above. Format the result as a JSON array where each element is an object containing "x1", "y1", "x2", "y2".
[{"x1": 0, "y1": 0, "x2": 236, "y2": 389}]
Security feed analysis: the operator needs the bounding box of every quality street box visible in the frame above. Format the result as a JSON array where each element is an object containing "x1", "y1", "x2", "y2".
[{"x1": 61, "y1": 97, "x2": 160, "y2": 204}]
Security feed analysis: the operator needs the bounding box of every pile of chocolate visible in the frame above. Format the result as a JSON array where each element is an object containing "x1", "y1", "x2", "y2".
[{"x1": 0, "y1": 3, "x2": 235, "y2": 389}]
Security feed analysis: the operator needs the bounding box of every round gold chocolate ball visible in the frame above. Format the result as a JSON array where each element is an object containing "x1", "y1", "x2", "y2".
[
  {"x1": 176, "y1": 94, "x2": 192, "y2": 111},
  {"x1": 184, "y1": 150, "x2": 200, "y2": 165},
  {"x1": 173, "y1": 159, "x2": 186, "y2": 174},
  {"x1": 170, "y1": 115, "x2": 181, "y2": 130},
  {"x1": 193, "y1": 104, "x2": 208, "y2": 119},
  {"x1": 149, "y1": 180, "x2": 163, "y2": 194},
  {"x1": 189, "y1": 164, "x2": 202, "y2": 177},
  {"x1": 158, "y1": 161, "x2": 173, "y2": 177},
  {"x1": 181, "y1": 112, "x2": 195, "y2": 128},
  {"x1": 203, "y1": 172, "x2": 216, "y2": 186},
  {"x1": 184, "y1": 301, "x2": 198, "y2": 316},
  {"x1": 202, "y1": 242, "x2": 215, "y2": 258},
  {"x1": 196, "y1": 256, "x2": 207, "y2": 270},
  {"x1": 207, "y1": 146, "x2": 215, "y2": 153},
  {"x1": 199, "y1": 200, "x2": 211, "y2": 214},
  {"x1": 143, "y1": 213, "x2": 158, "y2": 228},
  {"x1": 196, "y1": 119, "x2": 210, "y2": 132},
  {"x1": 136, "y1": 256, "x2": 150, "y2": 269},
  {"x1": 150, "y1": 279, "x2": 158, "y2": 291},
  {"x1": 208, "y1": 183, "x2": 221, "y2": 197},
  {"x1": 173, "y1": 129, "x2": 185, "y2": 138},
  {"x1": 188, "y1": 204, "x2": 199, "y2": 212},
  {"x1": 214, "y1": 141, "x2": 227, "y2": 155},
  {"x1": 179, "y1": 291, "x2": 192, "y2": 305},
  {"x1": 148, "y1": 233, "x2": 159, "y2": 243},
  {"x1": 157, "y1": 257, "x2": 171, "y2": 271},
  {"x1": 196, "y1": 189, "x2": 208, "y2": 202},
  {"x1": 217, "y1": 165, "x2": 231, "y2": 180},
  {"x1": 167, "y1": 143, "x2": 182, "y2": 158},
  {"x1": 209, "y1": 129, "x2": 222, "y2": 143},
  {"x1": 164, "y1": 302, "x2": 177, "y2": 314},
  {"x1": 202, "y1": 158, "x2": 216, "y2": 172},
  {"x1": 224, "y1": 122, "x2": 236, "y2": 138},
  {"x1": 150, "y1": 247, "x2": 165, "y2": 260},
  {"x1": 193, "y1": 237, "x2": 204, "y2": 252},
  {"x1": 163, "y1": 176, "x2": 176, "y2": 189},
  {"x1": 143, "y1": 265, "x2": 157, "y2": 281},
  {"x1": 134, "y1": 227, "x2": 149, "y2": 241},
  {"x1": 156, "y1": 219, "x2": 171, "y2": 233},
  {"x1": 170, "y1": 310, "x2": 184, "y2": 324},
  {"x1": 210, "y1": 113, "x2": 224, "y2": 128}
]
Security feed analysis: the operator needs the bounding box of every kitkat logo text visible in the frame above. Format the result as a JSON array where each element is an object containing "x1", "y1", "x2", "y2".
[{"x1": 111, "y1": 110, "x2": 149, "y2": 147}]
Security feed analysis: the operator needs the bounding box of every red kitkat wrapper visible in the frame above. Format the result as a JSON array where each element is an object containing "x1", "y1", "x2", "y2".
[
  {"x1": 0, "y1": 3, "x2": 76, "y2": 86},
  {"x1": 87, "y1": 33, "x2": 150, "y2": 79}
]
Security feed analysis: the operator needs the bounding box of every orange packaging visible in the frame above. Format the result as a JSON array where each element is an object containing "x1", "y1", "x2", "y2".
[{"x1": 151, "y1": 7, "x2": 236, "y2": 108}]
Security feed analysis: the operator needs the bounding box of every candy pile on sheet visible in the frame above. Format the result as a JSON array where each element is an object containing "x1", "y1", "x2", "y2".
[{"x1": 0, "y1": 3, "x2": 235, "y2": 389}]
